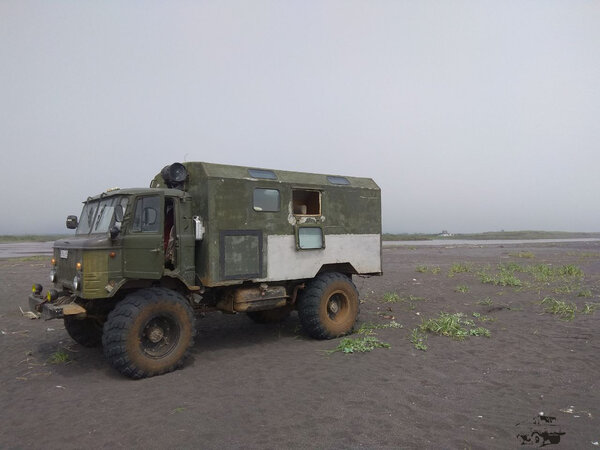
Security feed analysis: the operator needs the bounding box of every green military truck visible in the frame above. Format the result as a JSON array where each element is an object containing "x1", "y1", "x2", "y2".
[{"x1": 29, "y1": 162, "x2": 382, "y2": 378}]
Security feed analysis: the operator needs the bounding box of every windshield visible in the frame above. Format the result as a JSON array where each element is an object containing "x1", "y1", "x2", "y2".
[{"x1": 76, "y1": 196, "x2": 129, "y2": 235}]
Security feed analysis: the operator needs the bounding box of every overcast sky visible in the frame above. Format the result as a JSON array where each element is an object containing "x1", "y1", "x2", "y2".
[{"x1": 1, "y1": 1, "x2": 599, "y2": 234}]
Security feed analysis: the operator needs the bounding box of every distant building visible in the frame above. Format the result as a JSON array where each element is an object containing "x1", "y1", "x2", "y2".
[{"x1": 439, "y1": 230, "x2": 453, "y2": 237}]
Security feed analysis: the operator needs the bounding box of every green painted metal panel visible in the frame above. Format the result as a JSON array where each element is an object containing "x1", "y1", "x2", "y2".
[
  {"x1": 220, "y1": 230, "x2": 262, "y2": 279},
  {"x1": 150, "y1": 161, "x2": 382, "y2": 286}
]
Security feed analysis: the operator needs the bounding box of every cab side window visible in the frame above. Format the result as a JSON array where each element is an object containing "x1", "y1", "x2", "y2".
[{"x1": 132, "y1": 196, "x2": 160, "y2": 232}]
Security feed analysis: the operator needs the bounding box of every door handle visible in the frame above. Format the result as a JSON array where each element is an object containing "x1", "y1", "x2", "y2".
[{"x1": 150, "y1": 247, "x2": 162, "y2": 253}]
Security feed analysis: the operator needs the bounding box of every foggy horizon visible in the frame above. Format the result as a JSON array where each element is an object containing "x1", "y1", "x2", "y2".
[{"x1": 2, "y1": 2, "x2": 599, "y2": 235}]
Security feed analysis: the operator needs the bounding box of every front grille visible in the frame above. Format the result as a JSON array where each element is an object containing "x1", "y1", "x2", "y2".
[{"x1": 55, "y1": 248, "x2": 79, "y2": 289}]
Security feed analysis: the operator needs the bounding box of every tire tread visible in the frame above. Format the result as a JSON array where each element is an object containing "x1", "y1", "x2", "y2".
[{"x1": 102, "y1": 288, "x2": 195, "y2": 379}]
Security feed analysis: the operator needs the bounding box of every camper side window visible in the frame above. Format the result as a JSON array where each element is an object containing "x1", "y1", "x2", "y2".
[
  {"x1": 253, "y1": 188, "x2": 280, "y2": 212},
  {"x1": 292, "y1": 190, "x2": 320, "y2": 215},
  {"x1": 297, "y1": 227, "x2": 324, "y2": 250}
]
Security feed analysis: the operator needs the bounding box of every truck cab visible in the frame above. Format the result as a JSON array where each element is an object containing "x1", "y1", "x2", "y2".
[{"x1": 29, "y1": 162, "x2": 382, "y2": 378}]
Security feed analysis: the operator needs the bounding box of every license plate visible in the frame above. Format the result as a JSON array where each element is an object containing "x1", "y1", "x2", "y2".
[{"x1": 60, "y1": 249, "x2": 68, "y2": 259}]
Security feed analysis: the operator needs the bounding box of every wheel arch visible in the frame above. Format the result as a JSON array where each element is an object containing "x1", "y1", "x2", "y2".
[
  {"x1": 114, "y1": 275, "x2": 192, "y2": 300},
  {"x1": 317, "y1": 263, "x2": 357, "y2": 277}
]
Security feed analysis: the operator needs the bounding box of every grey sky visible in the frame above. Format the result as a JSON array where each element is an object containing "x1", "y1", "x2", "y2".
[{"x1": 1, "y1": 1, "x2": 599, "y2": 234}]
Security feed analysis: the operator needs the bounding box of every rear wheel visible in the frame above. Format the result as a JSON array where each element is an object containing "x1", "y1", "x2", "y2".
[
  {"x1": 64, "y1": 316, "x2": 104, "y2": 347},
  {"x1": 247, "y1": 305, "x2": 293, "y2": 324},
  {"x1": 297, "y1": 273, "x2": 359, "y2": 339},
  {"x1": 102, "y1": 288, "x2": 195, "y2": 379}
]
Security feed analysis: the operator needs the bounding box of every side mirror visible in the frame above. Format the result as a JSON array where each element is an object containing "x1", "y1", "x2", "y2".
[
  {"x1": 114, "y1": 205, "x2": 124, "y2": 222},
  {"x1": 110, "y1": 225, "x2": 120, "y2": 240},
  {"x1": 66, "y1": 215, "x2": 78, "y2": 229}
]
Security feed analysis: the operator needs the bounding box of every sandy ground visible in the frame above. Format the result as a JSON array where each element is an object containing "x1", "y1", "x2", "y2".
[{"x1": 1, "y1": 242, "x2": 599, "y2": 449}]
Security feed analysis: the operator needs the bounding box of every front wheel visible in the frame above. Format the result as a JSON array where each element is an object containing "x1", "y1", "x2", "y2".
[
  {"x1": 102, "y1": 288, "x2": 195, "y2": 379},
  {"x1": 64, "y1": 316, "x2": 104, "y2": 347},
  {"x1": 531, "y1": 432, "x2": 544, "y2": 447},
  {"x1": 297, "y1": 273, "x2": 359, "y2": 339}
]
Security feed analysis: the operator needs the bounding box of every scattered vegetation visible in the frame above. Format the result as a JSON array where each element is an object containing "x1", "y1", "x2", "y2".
[
  {"x1": 328, "y1": 336, "x2": 390, "y2": 354},
  {"x1": 479, "y1": 270, "x2": 523, "y2": 287},
  {"x1": 477, "y1": 297, "x2": 493, "y2": 306},
  {"x1": 577, "y1": 289, "x2": 593, "y2": 298},
  {"x1": 553, "y1": 285, "x2": 576, "y2": 295},
  {"x1": 540, "y1": 297, "x2": 577, "y2": 321},
  {"x1": 470, "y1": 327, "x2": 491, "y2": 337},
  {"x1": 357, "y1": 321, "x2": 402, "y2": 335},
  {"x1": 527, "y1": 264, "x2": 584, "y2": 282},
  {"x1": 410, "y1": 328, "x2": 428, "y2": 351},
  {"x1": 448, "y1": 263, "x2": 471, "y2": 277},
  {"x1": 509, "y1": 251, "x2": 535, "y2": 259},
  {"x1": 500, "y1": 262, "x2": 526, "y2": 272},
  {"x1": 330, "y1": 317, "x2": 403, "y2": 354},
  {"x1": 382, "y1": 292, "x2": 400, "y2": 303},
  {"x1": 558, "y1": 264, "x2": 584, "y2": 277},
  {"x1": 582, "y1": 303, "x2": 600, "y2": 315},
  {"x1": 482, "y1": 263, "x2": 524, "y2": 286},
  {"x1": 475, "y1": 262, "x2": 584, "y2": 289},
  {"x1": 455, "y1": 285, "x2": 469, "y2": 293},
  {"x1": 419, "y1": 312, "x2": 490, "y2": 341},
  {"x1": 47, "y1": 349, "x2": 70, "y2": 364},
  {"x1": 415, "y1": 265, "x2": 441, "y2": 274},
  {"x1": 472, "y1": 312, "x2": 495, "y2": 322},
  {"x1": 527, "y1": 264, "x2": 554, "y2": 282}
]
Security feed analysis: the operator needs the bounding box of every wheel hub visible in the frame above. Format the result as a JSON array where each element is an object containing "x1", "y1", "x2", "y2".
[
  {"x1": 147, "y1": 325, "x2": 165, "y2": 343},
  {"x1": 140, "y1": 315, "x2": 179, "y2": 359},
  {"x1": 328, "y1": 298, "x2": 340, "y2": 314}
]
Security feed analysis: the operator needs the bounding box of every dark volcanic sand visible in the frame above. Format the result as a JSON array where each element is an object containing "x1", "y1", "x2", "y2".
[{"x1": 1, "y1": 242, "x2": 599, "y2": 449}]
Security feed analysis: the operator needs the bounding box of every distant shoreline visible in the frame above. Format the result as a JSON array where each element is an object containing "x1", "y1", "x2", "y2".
[
  {"x1": 382, "y1": 231, "x2": 600, "y2": 241},
  {"x1": 1, "y1": 231, "x2": 599, "y2": 244},
  {"x1": 0, "y1": 234, "x2": 71, "y2": 243}
]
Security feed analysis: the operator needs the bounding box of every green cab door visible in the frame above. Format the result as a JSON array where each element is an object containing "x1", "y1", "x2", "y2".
[{"x1": 123, "y1": 194, "x2": 164, "y2": 279}]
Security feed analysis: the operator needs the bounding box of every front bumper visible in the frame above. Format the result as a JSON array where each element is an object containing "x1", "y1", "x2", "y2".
[{"x1": 28, "y1": 293, "x2": 86, "y2": 321}]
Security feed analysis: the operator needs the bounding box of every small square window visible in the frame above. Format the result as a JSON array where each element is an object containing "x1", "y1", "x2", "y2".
[
  {"x1": 327, "y1": 176, "x2": 350, "y2": 185},
  {"x1": 248, "y1": 168, "x2": 277, "y2": 180},
  {"x1": 298, "y1": 227, "x2": 324, "y2": 250},
  {"x1": 292, "y1": 190, "x2": 321, "y2": 215},
  {"x1": 253, "y1": 188, "x2": 280, "y2": 212}
]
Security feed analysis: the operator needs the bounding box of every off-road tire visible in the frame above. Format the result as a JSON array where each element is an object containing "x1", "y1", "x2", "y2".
[
  {"x1": 102, "y1": 288, "x2": 195, "y2": 379},
  {"x1": 247, "y1": 305, "x2": 293, "y2": 324},
  {"x1": 297, "y1": 272, "x2": 359, "y2": 339},
  {"x1": 64, "y1": 316, "x2": 104, "y2": 347},
  {"x1": 531, "y1": 432, "x2": 544, "y2": 447}
]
